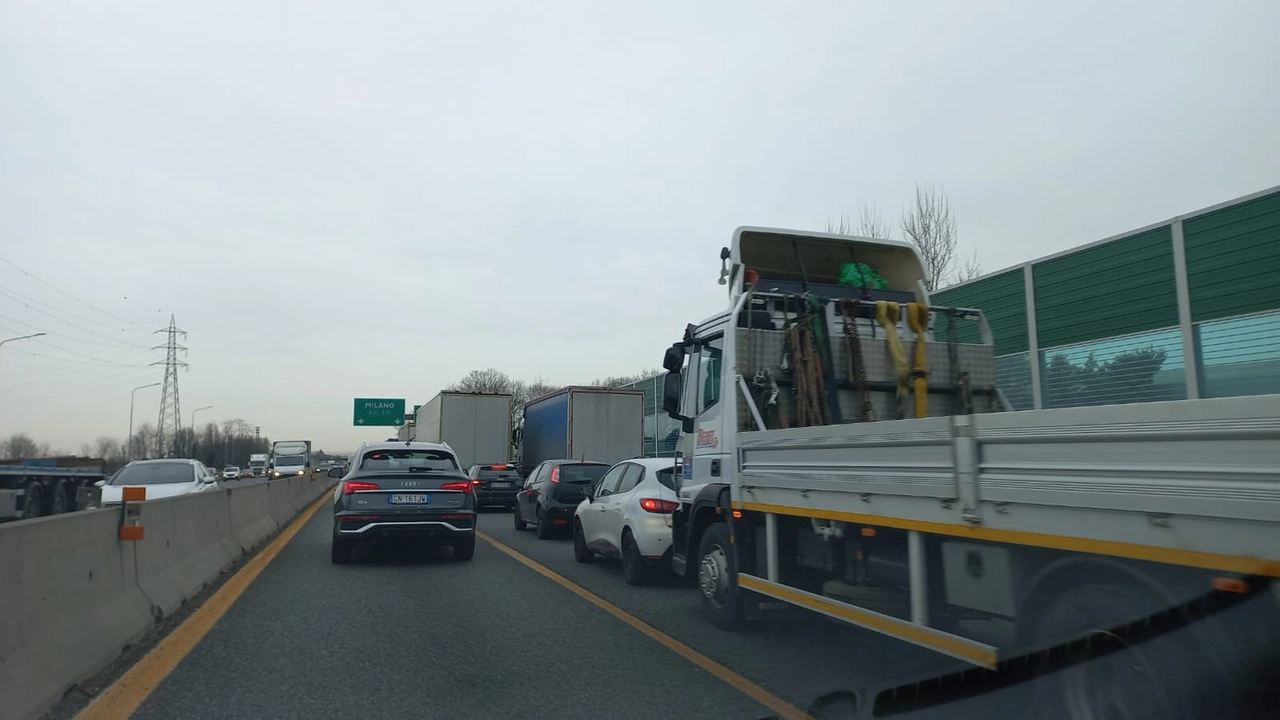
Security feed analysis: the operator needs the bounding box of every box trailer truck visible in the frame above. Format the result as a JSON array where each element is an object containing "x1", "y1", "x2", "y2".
[
  {"x1": 516, "y1": 387, "x2": 644, "y2": 477},
  {"x1": 413, "y1": 392, "x2": 513, "y2": 470}
]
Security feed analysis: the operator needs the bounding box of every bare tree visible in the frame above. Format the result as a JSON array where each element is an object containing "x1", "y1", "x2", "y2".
[
  {"x1": 449, "y1": 368, "x2": 515, "y2": 395},
  {"x1": 827, "y1": 202, "x2": 889, "y2": 239},
  {"x1": 94, "y1": 436, "x2": 121, "y2": 459},
  {"x1": 591, "y1": 369, "x2": 662, "y2": 389},
  {"x1": 901, "y1": 183, "x2": 960, "y2": 291},
  {"x1": 956, "y1": 249, "x2": 983, "y2": 283}
]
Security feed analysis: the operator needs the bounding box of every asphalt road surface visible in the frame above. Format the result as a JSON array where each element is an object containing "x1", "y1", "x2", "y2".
[{"x1": 123, "y1": 505, "x2": 1017, "y2": 719}]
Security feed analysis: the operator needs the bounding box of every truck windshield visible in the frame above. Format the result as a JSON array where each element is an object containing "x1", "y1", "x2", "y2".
[
  {"x1": 110, "y1": 462, "x2": 194, "y2": 486},
  {"x1": 360, "y1": 450, "x2": 458, "y2": 472},
  {"x1": 275, "y1": 455, "x2": 305, "y2": 466}
]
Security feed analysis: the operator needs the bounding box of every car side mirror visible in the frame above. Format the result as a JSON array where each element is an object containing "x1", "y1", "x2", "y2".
[
  {"x1": 94, "y1": 480, "x2": 106, "y2": 488},
  {"x1": 327, "y1": 467, "x2": 343, "y2": 478}
]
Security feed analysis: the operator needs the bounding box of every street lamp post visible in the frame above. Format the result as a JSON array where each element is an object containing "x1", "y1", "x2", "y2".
[
  {"x1": 128, "y1": 383, "x2": 161, "y2": 462},
  {"x1": 0, "y1": 332, "x2": 47, "y2": 354},
  {"x1": 190, "y1": 406, "x2": 213, "y2": 459}
]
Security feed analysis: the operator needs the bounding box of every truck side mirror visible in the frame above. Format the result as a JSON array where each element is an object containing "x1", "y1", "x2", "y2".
[
  {"x1": 661, "y1": 371, "x2": 683, "y2": 415},
  {"x1": 662, "y1": 344, "x2": 686, "y2": 372}
]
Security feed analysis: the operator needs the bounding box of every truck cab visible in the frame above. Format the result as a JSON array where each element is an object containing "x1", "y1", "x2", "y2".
[{"x1": 660, "y1": 227, "x2": 941, "y2": 577}]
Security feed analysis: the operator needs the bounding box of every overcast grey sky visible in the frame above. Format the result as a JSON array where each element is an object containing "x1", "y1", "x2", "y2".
[{"x1": 2, "y1": 0, "x2": 1277, "y2": 453}]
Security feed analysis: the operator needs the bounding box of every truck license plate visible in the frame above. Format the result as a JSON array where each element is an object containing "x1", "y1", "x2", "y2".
[{"x1": 389, "y1": 493, "x2": 430, "y2": 504}]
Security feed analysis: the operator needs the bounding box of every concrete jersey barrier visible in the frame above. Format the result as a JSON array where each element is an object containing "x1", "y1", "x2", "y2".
[{"x1": 0, "y1": 477, "x2": 336, "y2": 720}]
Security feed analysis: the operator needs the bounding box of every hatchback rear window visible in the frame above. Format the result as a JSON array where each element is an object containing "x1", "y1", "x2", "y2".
[
  {"x1": 558, "y1": 464, "x2": 609, "y2": 484},
  {"x1": 360, "y1": 450, "x2": 458, "y2": 472},
  {"x1": 654, "y1": 467, "x2": 677, "y2": 491}
]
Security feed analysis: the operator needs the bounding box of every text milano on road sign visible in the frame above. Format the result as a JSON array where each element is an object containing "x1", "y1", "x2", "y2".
[{"x1": 353, "y1": 398, "x2": 406, "y2": 426}]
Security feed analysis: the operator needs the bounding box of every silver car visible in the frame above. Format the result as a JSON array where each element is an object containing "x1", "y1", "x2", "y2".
[{"x1": 572, "y1": 457, "x2": 681, "y2": 585}]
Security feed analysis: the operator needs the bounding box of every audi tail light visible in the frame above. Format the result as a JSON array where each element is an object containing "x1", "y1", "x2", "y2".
[
  {"x1": 441, "y1": 481, "x2": 473, "y2": 494},
  {"x1": 343, "y1": 481, "x2": 380, "y2": 495},
  {"x1": 639, "y1": 498, "x2": 679, "y2": 514}
]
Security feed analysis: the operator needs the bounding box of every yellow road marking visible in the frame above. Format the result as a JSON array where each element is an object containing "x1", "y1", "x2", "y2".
[
  {"x1": 477, "y1": 530, "x2": 811, "y2": 720},
  {"x1": 78, "y1": 492, "x2": 331, "y2": 720},
  {"x1": 736, "y1": 501, "x2": 1280, "y2": 578}
]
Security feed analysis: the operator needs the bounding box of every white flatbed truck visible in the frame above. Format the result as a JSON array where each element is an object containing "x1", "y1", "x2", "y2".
[{"x1": 658, "y1": 228, "x2": 1280, "y2": 718}]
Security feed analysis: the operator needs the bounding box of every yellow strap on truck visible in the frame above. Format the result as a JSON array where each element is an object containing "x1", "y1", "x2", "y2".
[
  {"x1": 907, "y1": 302, "x2": 930, "y2": 418},
  {"x1": 875, "y1": 302, "x2": 910, "y2": 408}
]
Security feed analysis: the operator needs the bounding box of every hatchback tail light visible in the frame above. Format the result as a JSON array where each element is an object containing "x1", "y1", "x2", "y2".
[
  {"x1": 550, "y1": 467, "x2": 560, "y2": 483},
  {"x1": 343, "y1": 481, "x2": 380, "y2": 495},
  {"x1": 441, "y1": 481, "x2": 473, "y2": 494},
  {"x1": 640, "y1": 498, "x2": 679, "y2": 514},
  {"x1": 471, "y1": 478, "x2": 482, "y2": 485}
]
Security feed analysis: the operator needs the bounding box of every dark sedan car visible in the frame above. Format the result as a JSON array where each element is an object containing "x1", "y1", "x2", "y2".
[
  {"x1": 330, "y1": 443, "x2": 476, "y2": 564},
  {"x1": 513, "y1": 459, "x2": 610, "y2": 539},
  {"x1": 469, "y1": 463, "x2": 523, "y2": 509}
]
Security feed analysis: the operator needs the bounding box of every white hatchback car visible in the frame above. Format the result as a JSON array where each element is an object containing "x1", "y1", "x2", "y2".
[
  {"x1": 99, "y1": 459, "x2": 220, "y2": 505},
  {"x1": 572, "y1": 457, "x2": 681, "y2": 585}
]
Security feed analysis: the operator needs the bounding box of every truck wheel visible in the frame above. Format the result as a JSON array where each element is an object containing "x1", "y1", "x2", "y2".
[
  {"x1": 50, "y1": 480, "x2": 69, "y2": 515},
  {"x1": 21, "y1": 482, "x2": 43, "y2": 519},
  {"x1": 513, "y1": 507, "x2": 528, "y2": 531},
  {"x1": 1024, "y1": 582, "x2": 1204, "y2": 720},
  {"x1": 697, "y1": 522, "x2": 746, "y2": 630},
  {"x1": 573, "y1": 521, "x2": 595, "y2": 563}
]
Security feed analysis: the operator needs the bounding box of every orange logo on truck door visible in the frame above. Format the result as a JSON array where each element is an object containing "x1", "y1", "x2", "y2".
[{"x1": 696, "y1": 429, "x2": 719, "y2": 449}]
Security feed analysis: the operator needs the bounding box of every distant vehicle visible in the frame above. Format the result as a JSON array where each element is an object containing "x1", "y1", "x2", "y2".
[
  {"x1": 413, "y1": 392, "x2": 513, "y2": 469},
  {"x1": 239, "y1": 468, "x2": 254, "y2": 479},
  {"x1": 222, "y1": 466, "x2": 241, "y2": 480},
  {"x1": 516, "y1": 387, "x2": 642, "y2": 477},
  {"x1": 513, "y1": 459, "x2": 609, "y2": 539},
  {"x1": 467, "y1": 463, "x2": 522, "y2": 509},
  {"x1": 247, "y1": 453, "x2": 268, "y2": 476},
  {"x1": 572, "y1": 458, "x2": 680, "y2": 585},
  {"x1": 268, "y1": 440, "x2": 311, "y2": 479},
  {"x1": 330, "y1": 441, "x2": 475, "y2": 564},
  {"x1": 98, "y1": 459, "x2": 220, "y2": 505},
  {"x1": 0, "y1": 456, "x2": 106, "y2": 520}
]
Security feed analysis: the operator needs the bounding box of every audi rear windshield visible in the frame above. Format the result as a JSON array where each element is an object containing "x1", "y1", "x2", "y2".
[
  {"x1": 360, "y1": 449, "x2": 459, "y2": 472},
  {"x1": 558, "y1": 464, "x2": 609, "y2": 484}
]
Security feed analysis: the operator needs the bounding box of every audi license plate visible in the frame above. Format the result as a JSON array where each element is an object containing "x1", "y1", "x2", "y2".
[
  {"x1": 389, "y1": 493, "x2": 430, "y2": 504},
  {"x1": 491, "y1": 482, "x2": 512, "y2": 489}
]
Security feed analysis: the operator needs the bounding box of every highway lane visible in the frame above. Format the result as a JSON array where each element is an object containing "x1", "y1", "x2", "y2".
[
  {"x1": 110, "y1": 502, "x2": 1024, "y2": 719},
  {"x1": 128, "y1": 502, "x2": 776, "y2": 720}
]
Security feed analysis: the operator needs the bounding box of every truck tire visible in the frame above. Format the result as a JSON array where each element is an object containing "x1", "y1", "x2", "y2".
[
  {"x1": 21, "y1": 482, "x2": 42, "y2": 519},
  {"x1": 696, "y1": 521, "x2": 746, "y2": 630},
  {"x1": 50, "y1": 480, "x2": 69, "y2": 515},
  {"x1": 1024, "y1": 581, "x2": 1207, "y2": 720}
]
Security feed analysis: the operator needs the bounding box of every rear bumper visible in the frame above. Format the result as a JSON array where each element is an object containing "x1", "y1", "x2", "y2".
[
  {"x1": 475, "y1": 489, "x2": 518, "y2": 505},
  {"x1": 334, "y1": 511, "x2": 476, "y2": 543},
  {"x1": 542, "y1": 503, "x2": 579, "y2": 524}
]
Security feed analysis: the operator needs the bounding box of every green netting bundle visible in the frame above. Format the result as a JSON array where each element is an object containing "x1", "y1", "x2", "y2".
[{"x1": 838, "y1": 262, "x2": 889, "y2": 290}]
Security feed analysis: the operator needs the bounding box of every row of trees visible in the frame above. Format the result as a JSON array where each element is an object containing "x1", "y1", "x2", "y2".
[
  {"x1": 2, "y1": 419, "x2": 273, "y2": 474},
  {"x1": 445, "y1": 367, "x2": 660, "y2": 426},
  {"x1": 829, "y1": 183, "x2": 982, "y2": 291}
]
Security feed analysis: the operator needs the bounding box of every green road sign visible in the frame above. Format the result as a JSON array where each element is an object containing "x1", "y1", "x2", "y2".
[
  {"x1": 353, "y1": 398, "x2": 406, "y2": 426},
  {"x1": 413, "y1": 404, "x2": 421, "y2": 416}
]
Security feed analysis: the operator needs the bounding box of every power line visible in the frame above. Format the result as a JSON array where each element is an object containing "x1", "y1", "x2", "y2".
[
  {"x1": 0, "y1": 288, "x2": 152, "y2": 348},
  {"x1": 0, "y1": 254, "x2": 146, "y2": 329}
]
